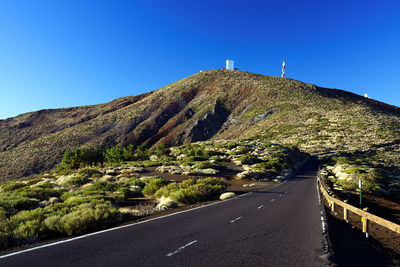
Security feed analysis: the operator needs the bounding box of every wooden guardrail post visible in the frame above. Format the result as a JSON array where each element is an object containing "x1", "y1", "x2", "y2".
[
  {"x1": 362, "y1": 207, "x2": 369, "y2": 238},
  {"x1": 343, "y1": 200, "x2": 348, "y2": 223}
]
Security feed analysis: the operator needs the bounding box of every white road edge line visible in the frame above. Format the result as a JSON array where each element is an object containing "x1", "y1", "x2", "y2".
[
  {"x1": 166, "y1": 240, "x2": 198, "y2": 257},
  {"x1": 257, "y1": 205, "x2": 264, "y2": 209},
  {"x1": 0, "y1": 193, "x2": 242, "y2": 259},
  {"x1": 230, "y1": 216, "x2": 243, "y2": 223},
  {"x1": 321, "y1": 216, "x2": 326, "y2": 233},
  {"x1": 316, "y1": 179, "x2": 326, "y2": 233},
  {"x1": 316, "y1": 181, "x2": 321, "y2": 205}
]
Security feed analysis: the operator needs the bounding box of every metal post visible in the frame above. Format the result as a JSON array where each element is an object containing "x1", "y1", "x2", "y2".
[{"x1": 359, "y1": 179, "x2": 362, "y2": 209}]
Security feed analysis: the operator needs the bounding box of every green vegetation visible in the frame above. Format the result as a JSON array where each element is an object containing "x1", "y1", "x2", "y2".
[
  {"x1": 59, "y1": 144, "x2": 151, "y2": 170},
  {"x1": 320, "y1": 149, "x2": 400, "y2": 197},
  {"x1": 60, "y1": 147, "x2": 104, "y2": 169},
  {"x1": 142, "y1": 178, "x2": 168, "y2": 196},
  {"x1": 155, "y1": 178, "x2": 227, "y2": 204}
]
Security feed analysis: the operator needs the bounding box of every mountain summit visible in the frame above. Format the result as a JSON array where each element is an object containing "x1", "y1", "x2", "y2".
[{"x1": 1, "y1": 69, "x2": 399, "y2": 180}]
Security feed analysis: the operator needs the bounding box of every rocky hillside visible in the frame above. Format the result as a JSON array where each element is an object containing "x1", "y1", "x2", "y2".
[{"x1": 1, "y1": 69, "x2": 399, "y2": 181}]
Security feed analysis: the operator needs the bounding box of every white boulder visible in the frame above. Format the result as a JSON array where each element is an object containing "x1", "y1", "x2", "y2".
[{"x1": 220, "y1": 192, "x2": 236, "y2": 200}]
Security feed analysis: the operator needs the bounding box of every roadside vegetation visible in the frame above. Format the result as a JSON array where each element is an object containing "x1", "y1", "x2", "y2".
[
  {"x1": 0, "y1": 139, "x2": 306, "y2": 250},
  {"x1": 319, "y1": 146, "x2": 400, "y2": 200}
]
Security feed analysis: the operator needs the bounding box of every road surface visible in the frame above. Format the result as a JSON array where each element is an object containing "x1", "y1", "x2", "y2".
[{"x1": 1, "y1": 157, "x2": 328, "y2": 266}]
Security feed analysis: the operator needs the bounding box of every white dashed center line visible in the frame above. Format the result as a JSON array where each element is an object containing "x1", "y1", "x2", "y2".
[
  {"x1": 270, "y1": 199, "x2": 275, "y2": 202},
  {"x1": 257, "y1": 205, "x2": 264, "y2": 209},
  {"x1": 230, "y1": 217, "x2": 243, "y2": 223},
  {"x1": 166, "y1": 240, "x2": 198, "y2": 257},
  {"x1": 279, "y1": 194, "x2": 282, "y2": 197}
]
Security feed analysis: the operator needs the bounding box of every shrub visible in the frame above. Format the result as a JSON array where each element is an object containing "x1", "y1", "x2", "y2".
[
  {"x1": 61, "y1": 147, "x2": 104, "y2": 169},
  {"x1": 142, "y1": 160, "x2": 163, "y2": 167},
  {"x1": 8, "y1": 208, "x2": 46, "y2": 242},
  {"x1": 229, "y1": 146, "x2": 250, "y2": 155},
  {"x1": 0, "y1": 209, "x2": 11, "y2": 249},
  {"x1": 126, "y1": 178, "x2": 145, "y2": 188},
  {"x1": 0, "y1": 181, "x2": 27, "y2": 192},
  {"x1": 192, "y1": 161, "x2": 215, "y2": 170},
  {"x1": 78, "y1": 168, "x2": 102, "y2": 178},
  {"x1": 25, "y1": 178, "x2": 44, "y2": 186},
  {"x1": 155, "y1": 144, "x2": 169, "y2": 156},
  {"x1": 184, "y1": 156, "x2": 206, "y2": 162},
  {"x1": 0, "y1": 193, "x2": 40, "y2": 213},
  {"x1": 15, "y1": 186, "x2": 60, "y2": 201},
  {"x1": 154, "y1": 178, "x2": 227, "y2": 204},
  {"x1": 343, "y1": 168, "x2": 367, "y2": 175},
  {"x1": 63, "y1": 195, "x2": 114, "y2": 207},
  {"x1": 105, "y1": 145, "x2": 136, "y2": 163},
  {"x1": 226, "y1": 142, "x2": 238, "y2": 149},
  {"x1": 142, "y1": 179, "x2": 168, "y2": 196},
  {"x1": 46, "y1": 201, "x2": 120, "y2": 236},
  {"x1": 136, "y1": 144, "x2": 149, "y2": 160},
  {"x1": 238, "y1": 155, "x2": 261, "y2": 164},
  {"x1": 65, "y1": 176, "x2": 90, "y2": 187},
  {"x1": 84, "y1": 181, "x2": 119, "y2": 193},
  {"x1": 203, "y1": 150, "x2": 223, "y2": 157},
  {"x1": 116, "y1": 187, "x2": 131, "y2": 199}
]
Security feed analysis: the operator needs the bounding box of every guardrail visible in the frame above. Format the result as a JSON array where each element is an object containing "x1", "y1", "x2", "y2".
[{"x1": 317, "y1": 173, "x2": 400, "y2": 237}]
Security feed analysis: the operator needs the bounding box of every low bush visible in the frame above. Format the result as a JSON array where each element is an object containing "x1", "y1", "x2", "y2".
[
  {"x1": 155, "y1": 178, "x2": 227, "y2": 204},
  {"x1": 77, "y1": 168, "x2": 102, "y2": 178},
  {"x1": 63, "y1": 195, "x2": 113, "y2": 207},
  {"x1": 0, "y1": 181, "x2": 27, "y2": 192},
  {"x1": 192, "y1": 161, "x2": 215, "y2": 170},
  {"x1": 0, "y1": 209, "x2": 11, "y2": 249},
  {"x1": 142, "y1": 179, "x2": 169, "y2": 196},
  {"x1": 229, "y1": 146, "x2": 250, "y2": 155},
  {"x1": 14, "y1": 186, "x2": 61, "y2": 201},
  {"x1": 343, "y1": 168, "x2": 367, "y2": 175},
  {"x1": 184, "y1": 156, "x2": 206, "y2": 162},
  {"x1": 142, "y1": 161, "x2": 163, "y2": 167},
  {"x1": 0, "y1": 194, "x2": 40, "y2": 214},
  {"x1": 65, "y1": 176, "x2": 90, "y2": 187},
  {"x1": 8, "y1": 208, "x2": 46, "y2": 242},
  {"x1": 237, "y1": 155, "x2": 261, "y2": 164},
  {"x1": 126, "y1": 178, "x2": 145, "y2": 188},
  {"x1": 84, "y1": 181, "x2": 119, "y2": 193},
  {"x1": 203, "y1": 150, "x2": 223, "y2": 157},
  {"x1": 45, "y1": 201, "x2": 121, "y2": 236},
  {"x1": 226, "y1": 142, "x2": 238, "y2": 149},
  {"x1": 25, "y1": 178, "x2": 44, "y2": 186}
]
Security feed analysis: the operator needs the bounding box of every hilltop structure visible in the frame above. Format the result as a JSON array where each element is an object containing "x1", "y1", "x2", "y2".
[{"x1": 226, "y1": 59, "x2": 234, "y2": 70}]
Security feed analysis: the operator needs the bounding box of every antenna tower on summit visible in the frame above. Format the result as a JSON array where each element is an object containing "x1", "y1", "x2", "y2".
[{"x1": 281, "y1": 57, "x2": 285, "y2": 78}]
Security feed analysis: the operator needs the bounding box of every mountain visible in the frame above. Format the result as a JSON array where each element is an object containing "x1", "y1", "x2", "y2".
[{"x1": 1, "y1": 69, "x2": 399, "y2": 181}]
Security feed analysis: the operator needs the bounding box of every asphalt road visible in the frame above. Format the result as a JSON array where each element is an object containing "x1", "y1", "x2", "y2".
[{"x1": 0, "y1": 157, "x2": 328, "y2": 266}]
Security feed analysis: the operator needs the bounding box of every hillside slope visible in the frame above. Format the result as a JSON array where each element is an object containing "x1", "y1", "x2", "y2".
[{"x1": 1, "y1": 69, "x2": 399, "y2": 181}]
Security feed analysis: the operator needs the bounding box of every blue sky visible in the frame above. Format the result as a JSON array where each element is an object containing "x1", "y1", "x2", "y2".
[{"x1": 1, "y1": 0, "x2": 399, "y2": 119}]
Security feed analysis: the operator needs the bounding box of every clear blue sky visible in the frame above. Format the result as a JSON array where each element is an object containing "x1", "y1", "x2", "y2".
[{"x1": 1, "y1": 0, "x2": 399, "y2": 119}]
